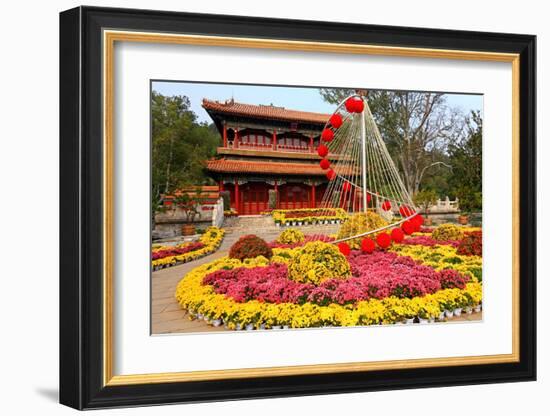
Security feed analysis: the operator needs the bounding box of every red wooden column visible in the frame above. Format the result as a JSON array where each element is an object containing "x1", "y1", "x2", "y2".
[
  {"x1": 218, "y1": 180, "x2": 224, "y2": 192},
  {"x1": 272, "y1": 130, "x2": 277, "y2": 150},
  {"x1": 311, "y1": 183, "x2": 316, "y2": 208},
  {"x1": 274, "y1": 180, "x2": 279, "y2": 209},
  {"x1": 235, "y1": 129, "x2": 239, "y2": 148},
  {"x1": 222, "y1": 123, "x2": 228, "y2": 147},
  {"x1": 234, "y1": 180, "x2": 240, "y2": 213},
  {"x1": 309, "y1": 135, "x2": 314, "y2": 152}
]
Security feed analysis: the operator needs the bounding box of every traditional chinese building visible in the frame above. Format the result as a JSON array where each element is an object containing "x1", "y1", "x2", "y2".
[{"x1": 203, "y1": 98, "x2": 333, "y2": 215}]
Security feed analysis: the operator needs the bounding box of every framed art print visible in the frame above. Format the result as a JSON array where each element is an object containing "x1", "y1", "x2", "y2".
[{"x1": 59, "y1": 6, "x2": 536, "y2": 410}]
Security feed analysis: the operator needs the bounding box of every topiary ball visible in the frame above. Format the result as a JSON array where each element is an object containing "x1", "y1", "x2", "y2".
[
  {"x1": 376, "y1": 232, "x2": 392, "y2": 249},
  {"x1": 288, "y1": 241, "x2": 351, "y2": 285},
  {"x1": 336, "y1": 211, "x2": 388, "y2": 249},
  {"x1": 277, "y1": 228, "x2": 305, "y2": 245},
  {"x1": 432, "y1": 223, "x2": 465, "y2": 241},
  {"x1": 229, "y1": 234, "x2": 273, "y2": 261}
]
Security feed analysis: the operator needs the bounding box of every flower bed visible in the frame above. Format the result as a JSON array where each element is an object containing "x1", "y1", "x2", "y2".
[
  {"x1": 272, "y1": 208, "x2": 348, "y2": 226},
  {"x1": 152, "y1": 226, "x2": 225, "y2": 270},
  {"x1": 175, "y1": 254, "x2": 481, "y2": 329},
  {"x1": 175, "y1": 235, "x2": 482, "y2": 329}
]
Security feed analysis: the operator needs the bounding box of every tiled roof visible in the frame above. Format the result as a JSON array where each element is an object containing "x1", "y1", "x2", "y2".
[
  {"x1": 206, "y1": 159, "x2": 354, "y2": 176},
  {"x1": 202, "y1": 98, "x2": 330, "y2": 124}
]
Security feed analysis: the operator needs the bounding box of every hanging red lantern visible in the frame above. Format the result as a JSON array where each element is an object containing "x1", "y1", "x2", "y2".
[
  {"x1": 399, "y1": 205, "x2": 414, "y2": 217},
  {"x1": 413, "y1": 214, "x2": 424, "y2": 226},
  {"x1": 345, "y1": 97, "x2": 361, "y2": 113},
  {"x1": 391, "y1": 227, "x2": 405, "y2": 243},
  {"x1": 326, "y1": 169, "x2": 336, "y2": 180},
  {"x1": 329, "y1": 113, "x2": 343, "y2": 128},
  {"x1": 366, "y1": 193, "x2": 372, "y2": 203},
  {"x1": 342, "y1": 181, "x2": 352, "y2": 192},
  {"x1": 381, "y1": 200, "x2": 392, "y2": 211},
  {"x1": 337, "y1": 242, "x2": 351, "y2": 256},
  {"x1": 376, "y1": 232, "x2": 392, "y2": 249},
  {"x1": 317, "y1": 144, "x2": 329, "y2": 158},
  {"x1": 402, "y1": 220, "x2": 415, "y2": 235},
  {"x1": 354, "y1": 98, "x2": 365, "y2": 113},
  {"x1": 321, "y1": 128, "x2": 334, "y2": 142},
  {"x1": 361, "y1": 238, "x2": 376, "y2": 254},
  {"x1": 320, "y1": 159, "x2": 331, "y2": 170}
]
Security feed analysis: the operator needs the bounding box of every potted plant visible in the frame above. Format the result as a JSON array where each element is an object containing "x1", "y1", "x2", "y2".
[
  {"x1": 413, "y1": 189, "x2": 437, "y2": 226},
  {"x1": 175, "y1": 191, "x2": 202, "y2": 236},
  {"x1": 456, "y1": 187, "x2": 481, "y2": 225}
]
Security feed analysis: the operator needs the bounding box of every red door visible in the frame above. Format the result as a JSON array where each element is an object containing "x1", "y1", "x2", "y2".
[
  {"x1": 240, "y1": 183, "x2": 269, "y2": 214},
  {"x1": 279, "y1": 184, "x2": 309, "y2": 210}
]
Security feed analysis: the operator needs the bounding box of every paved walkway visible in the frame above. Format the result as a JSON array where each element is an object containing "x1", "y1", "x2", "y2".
[{"x1": 151, "y1": 216, "x2": 339, "y2": 334}]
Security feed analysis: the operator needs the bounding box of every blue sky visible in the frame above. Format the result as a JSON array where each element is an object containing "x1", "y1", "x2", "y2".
[{"x1": 152, "y1": 81, "x2": 483, "y2": 124}]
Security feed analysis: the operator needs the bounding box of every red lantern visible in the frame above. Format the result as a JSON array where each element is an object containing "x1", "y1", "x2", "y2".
[
  {"x1": 413, "y1": 214, "x2": 424, "y2": 226},
  {"x1": 376, "y1": 232, "x2": 392, "y2": 249},
  {"x1": 329, "y1": 113, "x2": 343, "y2": 128},
  {"x1": 361, "y1": 238, "x2": 376, "y2": 254},
  {"x1": 320, "y1": 159, "x2": 331, "y2": 170},
  {"x1": 326, "y1": 169, "x2": 336, "y2": 180},
  {"x1": 366, "y1": 193, "x2": 372, "y2": 203},
  {"x1": 402, "y1": 220, "x2": 415, "y2": 235},
  {"x1": 391, "y1": 227, "x2": 405, "y2": 243},
  {"x1": 342, "y1": 181, "x2": 352, "y2": 192},
  {"x1": 345, "y1": 97, "x2": 362, "y2": 113},
  {"x1": 399, "y1": 205, "x2": 414, "y2": 217},
  {"x1": 381, "y1": 200, "x2": 392, "y2": 211},
  {"x1": 337, "y1": 242, "x2": 351, "y2": 256},
  {"x1": 321, "y1": 128, "x2": 334, "y2": 142},
  {"x1": 354, "y1": 98, "x2": 365, "y2": 113},
  {"x1": 317, "y1": 144, "x2": 329, "y2": 158}
]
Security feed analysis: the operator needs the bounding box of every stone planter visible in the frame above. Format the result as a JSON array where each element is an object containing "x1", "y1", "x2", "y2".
[
  {"x1": 453, "y1": 308, "x2": 462, "y2": 317},
  {"x1": 444, "y1": 310, "x2": 454, "y2": 319},
  {"x1": 182, "y1": 223, "x2": 196, "y2": 236}
]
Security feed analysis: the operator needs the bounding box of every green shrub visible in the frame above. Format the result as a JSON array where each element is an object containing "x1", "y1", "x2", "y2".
[{"x1": 432, "y1": 223, "x2": 464, "y2": 241}]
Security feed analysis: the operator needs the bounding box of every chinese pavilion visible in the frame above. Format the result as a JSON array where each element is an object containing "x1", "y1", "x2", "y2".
[{"x1": 203, "y1": 98, "x2": 332, "y2": 215}]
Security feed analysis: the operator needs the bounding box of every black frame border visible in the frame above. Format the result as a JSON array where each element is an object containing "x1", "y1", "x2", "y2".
[{"x1": 60, "y1": 6, "x2": 536, "y2": 410}]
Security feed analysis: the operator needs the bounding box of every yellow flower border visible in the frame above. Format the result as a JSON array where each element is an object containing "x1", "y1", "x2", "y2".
[
  {"x1": 152, "y1": 226, "x2": 225, "y2": 270},
  {"x1": 174, "y1": 251, "x2": 482, "y2": 329},
  {"x1": 272, "y1": 208, "x2": 348, "y2": 226}
]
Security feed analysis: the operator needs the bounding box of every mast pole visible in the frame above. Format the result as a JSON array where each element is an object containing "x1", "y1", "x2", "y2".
[{"x1": 360, "y1": 97, "x2": 368, "y2": 213}]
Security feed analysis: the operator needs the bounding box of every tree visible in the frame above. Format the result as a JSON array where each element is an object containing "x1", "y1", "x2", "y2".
[
  {"x1": 448, "y1": 110, "x2": 482, "y2": 213},
  {"x1": 151, "y1": 92, "x2": 220, "y2": 198},
  {"x1": 319, "y1": 89, "x2": 462, "y2": 195}
]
